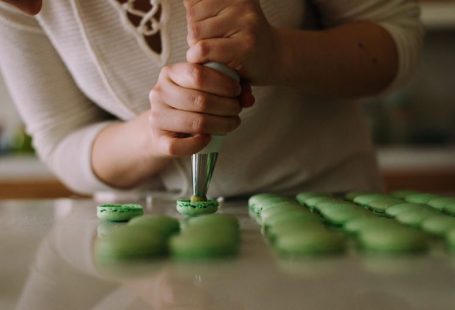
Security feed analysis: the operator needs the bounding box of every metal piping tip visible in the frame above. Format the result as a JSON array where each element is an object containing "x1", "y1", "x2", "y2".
[{"x1": 192, "y1": 152, "x2": 219, "y2": 199}]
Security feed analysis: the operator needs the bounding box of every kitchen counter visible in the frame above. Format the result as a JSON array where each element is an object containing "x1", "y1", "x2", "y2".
[
  {"x1": 0, "y1": 155, "x2": 76, "y2": 199},
  {"x1": 377, "y1": 147, "x2": 455, "y2": 193},
  {"x1": 1, "y1": 147, "x2": 454, "y2": 198},
  {"x1": 1, "y1": 198, "x2": 454, "y2": 310}
]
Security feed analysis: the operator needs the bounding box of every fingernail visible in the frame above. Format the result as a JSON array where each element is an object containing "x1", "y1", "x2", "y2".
[{"x1": 243, "y1": 93, "x2": 255, "y2": 108}]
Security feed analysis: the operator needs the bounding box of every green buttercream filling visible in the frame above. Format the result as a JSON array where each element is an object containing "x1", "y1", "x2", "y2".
[
  {"x1": 177, "y1": 199, "x2": 218, "y2": 209},
  {"x1": 190, "y1": 195, "x2": 207, "y2": 203}
]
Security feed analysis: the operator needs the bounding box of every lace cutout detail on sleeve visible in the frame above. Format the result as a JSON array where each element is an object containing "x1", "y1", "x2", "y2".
[{"x1": 111, "y1": 0, "x2": 169, "y2": 64}]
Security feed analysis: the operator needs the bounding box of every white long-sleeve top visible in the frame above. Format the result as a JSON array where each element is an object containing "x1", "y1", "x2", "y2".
[{"x1": 0, "y1": 0, "x2": 423, "y2": 197}]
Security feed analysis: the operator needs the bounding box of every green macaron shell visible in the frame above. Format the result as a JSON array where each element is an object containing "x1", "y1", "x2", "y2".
[
  {"x1": 182, "y1": 225, "x2": 240, "y2": 244},
  {"x1": 170, "y1": 232, "x2": 239, "y2": 260},
  {"x1": 421, "y1": 216, "x2": 455, "y2": 236},
  {"x1": 249, "y1": 194, "x2": 290, "y2": 210},
  {"x1": 296, "y1": 192, "x2": 325, "y2": 205},
  {"x1": 249, "y1": 193, "x2": 285, "y2": 207},
  {"x1": 258, "y1": 203, "x2": 301, "y2": 223},
  {"x1": 172, "y1": 212, "x2": 241, "y2": 260},
  {"x1": 267, "y1": 221, "x2": 327, "y2": 243},
  {"x1": 367, "y1": 198, "x2": 403, "y2": 213},
  {"x1": 304, "y1": 195, "x2": 334, "y2": 209},
  {"x1": 358, "y1": 226, "x2": 428, "y2": 255},
  {"x1": 248, "y1": 193, "x2": 274, "y2": 205},
  {"x1": 250, "y1": 198, "x2": 293, "y2": 215},
  {"x1": 319, "y1": 204, "x2": 371, "y2": 226},
  {"x1": 262, "y1": 208, "x2": 317, "y2": 227},
  {"x1": 188, "y1": 214, "x2": 239, "y2": 229},
  {"x1": 345, "y1": 191, "x2": 375, "y2": 201},
  {"x1": 385, "y1": 203, "x2": 430, "y2": 218},
  {"x1": 128, "y1": 215, "x2": 180, "y2": 237},
  {"x1": 275, "y1": 230, "x2": 346, "y2": 257},
  {"x1": 405, "y1": 193, "x2": 439, "y2": 204},
  {"x1": 395, "y1": 209, "x2": 441, "y2": 228},
  {"x1": 390, "y1": 190, "x2": 419, "y2": 199},
  {"x1": 315, "y1": 200, "x2": 358, "y2": 213},
  {"x1": 95, "y1": 225, "x2": 167, "y2": 262},
  {"x1": 353, "y1": 194, "x2": 394, "y2": 206},
  {"x1": 446, "y1": 229, "x2": 455, "y2": 253},
  {"x1": 97, "y1": 221, "x2": 125, "y2": 238},
  {"x1": 343, "y1": 217, "x2": 401, "y2": 235},
  {"x1": 176, "y1": 199, "x2": 218, "y2": 217},
  {"x1": 258, "y1": 200, "x2": 301, "y2": 213},
  {"x1": 427, "y1": 197, "x2": 455, "y2": 210},
  {"x1": 97, "y1": 203, "x2": 144, "y2": 222},
  {"x1": 444, "y1": 203, "x2": 455, "y2": 216},
  {"x1": 185, "y1": 216, "x2": 240, "y2": 241},
  {"x1": 185, "y1": 221, "x2": 239, "y2": 233}
]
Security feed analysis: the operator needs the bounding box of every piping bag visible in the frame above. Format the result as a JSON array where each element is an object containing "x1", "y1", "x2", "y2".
[{"x1": 191, "y1": 62, "x2": 240, "y2": 201}]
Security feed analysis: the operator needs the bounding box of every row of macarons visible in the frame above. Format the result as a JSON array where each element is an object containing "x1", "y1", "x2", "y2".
[
  {"x1": 248, "y1": 191, "x2": 455, "y2": 257},
  {"x1": 344, "y1": 190, "x2": 455, "y2": 215},
  {"x1": 96, "y1": 203, "x2": 240, "y2": 262},
  {"x1": 299, "y1": 192, "x2": 452, "y2": 254},
  {"x1": 299, "y1": 191, "x2": 455, "y2": 229},
  {"x1": 249, "y1": 197, "x2": 347, "y2": 257}
]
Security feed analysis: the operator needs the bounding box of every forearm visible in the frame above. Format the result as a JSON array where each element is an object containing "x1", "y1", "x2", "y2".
[
  {"x1": 92, "y1": 112, "x2": 171, "y2": 189},
  {"x1": 274, "y1": 21, "x2": 398, "y2": 98}
]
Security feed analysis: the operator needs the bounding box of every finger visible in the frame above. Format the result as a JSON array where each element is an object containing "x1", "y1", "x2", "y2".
[
  {"x1": 150, "y1": 104, "x2": 241, "y2": 135},
  {"x1": 187, "y1": 9, "x2": 239, "y2": 46},
  {"x1": 157, "y1": 131, "x2": 211, "y2": 157},
  {"x1": 156, "y1": 82, "x2": 241, "y2": 116},
  {"x1": 165, "y1": 63, "x2": 241, "y2": 97},
  {"x1": 186, "y1": 38, "x2": 248, "y2": 71},
  {"x1": 184, "y1": 0, "x2": 228, "y2": 22}
]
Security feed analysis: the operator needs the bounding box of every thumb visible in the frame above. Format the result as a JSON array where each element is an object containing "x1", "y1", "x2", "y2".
[{"x1": 159, "y1": 132, "x2": 211, "y2": 157}]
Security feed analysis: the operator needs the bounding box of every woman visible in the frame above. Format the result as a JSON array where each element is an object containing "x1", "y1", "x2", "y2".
[{"x1": 0, "y1": 0, "x2": 422, "y2": 197}]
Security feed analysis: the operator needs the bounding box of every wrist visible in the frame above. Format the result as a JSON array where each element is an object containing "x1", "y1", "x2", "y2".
[
  {"x1": 132, "y1": 112, "x2": 171, "y2": 174},
  {"x1": 270, "y1": 27, "x2": 295, "y2": 86},
  {"x1": 92, "y1": 113, "x2": 171, "y2": 189}
]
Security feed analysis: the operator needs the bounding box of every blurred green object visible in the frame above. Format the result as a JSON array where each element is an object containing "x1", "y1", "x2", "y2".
[{"x1": 10, "y1": 126, "x2": 34, "y2": 154}]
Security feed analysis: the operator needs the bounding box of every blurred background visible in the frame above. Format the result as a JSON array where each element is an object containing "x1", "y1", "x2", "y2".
[{"x1": 1, "y1": 0, "x2": 454, "y2": 198}]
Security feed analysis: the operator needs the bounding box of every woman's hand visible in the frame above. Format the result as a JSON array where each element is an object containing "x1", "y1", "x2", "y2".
[
  {"x1": 148, "y1": 62, "x2": 243, "y2": 157},
  {"x1": 184, "y1": 0, "x2": 279, "y2": 85},
  {"x1": 92, "y1": 62, "x2": 250, "y2": 189}
]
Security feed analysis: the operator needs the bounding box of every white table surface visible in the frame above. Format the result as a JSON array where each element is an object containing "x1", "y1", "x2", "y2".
[{"x1": 1, "y1": 198, "x2": 455, "y2": 310}]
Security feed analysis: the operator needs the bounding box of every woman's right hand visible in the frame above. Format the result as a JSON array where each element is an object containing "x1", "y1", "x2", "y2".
[
  {"x1": 147, "y1": 62, "x2": 244, "y2": 158},
  {"x1": 92, "y1": 62, "x2": 250, "y2": 189}
]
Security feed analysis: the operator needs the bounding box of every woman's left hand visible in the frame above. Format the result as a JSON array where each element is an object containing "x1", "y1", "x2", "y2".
[{"x1": 184, "y1": 0, "x2": 279, "y2": 85}]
